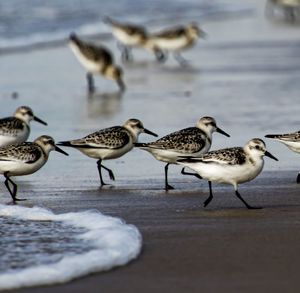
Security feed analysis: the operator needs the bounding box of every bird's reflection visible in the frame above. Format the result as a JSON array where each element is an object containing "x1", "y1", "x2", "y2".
[
  {"x1": 265, "y1": 0, "x2": 300, "y2": 23},
  {"x1": 86, "y1": 90, "x2": 122, "y2": 118}
]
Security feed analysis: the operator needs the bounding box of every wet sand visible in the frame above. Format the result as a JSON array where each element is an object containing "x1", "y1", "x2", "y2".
[
  {"x1": 2, "y1": 172, "x2": 300, "y2": 293},
  {"x1": 1, "y1": 0, "x2": 300, "y2": 292}
]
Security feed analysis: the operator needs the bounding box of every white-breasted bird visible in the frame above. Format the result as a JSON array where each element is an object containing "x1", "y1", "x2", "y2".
[
  {"x1": 104, "y1": 17, "x2": 164, "y2": 62},
  {"x1": 58, "y1": 119, "x2": 158, "y2": 186},
  {"x1": 0, "y1": 106, "x2": 47, "y2": 147},
  {"x1": 0, "y1": 135, "x2": 68, "y2": 202},
  {"x1": 147, "y1": 23, "x2": 206, "y2": 66},
  {"x1": 69, "y1": 33, "x2": 125, "y2": 93},
  {"x1": 265, "y1": 130, "x2": 300, "y2": 183},
  {"x1": 135, "y1": 117, "x2": 230, "y2": 191},
  {"x1": 177, "y1": 138, "x2": 278, "y2": 209}
]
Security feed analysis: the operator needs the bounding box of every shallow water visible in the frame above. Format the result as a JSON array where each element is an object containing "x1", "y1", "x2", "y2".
[
  {"x1": 0, "y1": 0, "x2": 252, "y2": 51},
  {"x1": 0, "y1": 217, "x2": 91, "y2": 273},
  {"x1": 0, "y1": 204, "x2": 142, "y2": 291}
]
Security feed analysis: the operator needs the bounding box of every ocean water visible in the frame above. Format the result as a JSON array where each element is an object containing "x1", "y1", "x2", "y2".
[
  {"x1": 0, "y1": 0, "x2": 252, "y2": 52},
  {"x1": 0, "y1": 204, "x2": 142, "y2": 291}
]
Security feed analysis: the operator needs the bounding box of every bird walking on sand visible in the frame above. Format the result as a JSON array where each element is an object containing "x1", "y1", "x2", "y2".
[
  {"x1": 69, "y1": 33, "x2": 125, "y2": 93},
  {"x1": 104, "y1": 17, "x2": 164, "y2": 62},
  {"x1": 0, "y1": 106, "x2": 47, "y2": 147},
  {"x1": 147, "y1": 23, "x2": 206, "y2": 66},
  {"x1": 0, "y1": 135, "x2": 68, "y2": 202},
  {"x1": 177, "y1": 138, "x2": 278, "y2": 209},
  {"x1": 265, "y1": 130, "x2": 300, "y2": 183},
  {"x1": 135, "y1": 117, "x2": 230, "y2": 191},
  {"x1": 58, "y1": 119, "x2": 158, "y2": 186}
]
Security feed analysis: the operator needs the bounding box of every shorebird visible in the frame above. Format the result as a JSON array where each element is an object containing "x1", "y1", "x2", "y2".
[
  {"x1": 265, "y1": 130, "x2": 300, "y2": 183},
  {"x1": 58, "y1": 119, "x2": 158, "y2": 186},
  {"x1": 135, "y1": 117, "x2": 230, "y2": 191},
  {"x1": 265, "y1": 0, "x2": 300, "y2": 22},
  {"x1": 0, "y1": 106, "x2": 47, "y2": 147},
  {"x1": 0, "y1": 135, "x2": 68, "y2": 202},
  {"x1": 177, "y1": 138, "x2": 278, "y2": 209},
  {"x1": 104, "y1": 17, "x2": 165, "y2": 62},
  {"x1": 68, "y1": 33, "x2": 125, "y2": 93},
  {"x1": 148, "y1": 23, "x2": 206, "y2": 66}
]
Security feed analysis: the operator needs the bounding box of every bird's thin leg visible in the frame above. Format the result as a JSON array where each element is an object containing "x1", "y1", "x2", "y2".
[
  {"x1": 173, "y1": 52, "x2": 188, "y2": 66},
  {"x1": 4, "y1": 172, "x2": 25, "y2": 202},
  {"x1": 97, "y1": 159, "x2": 107, "y2": 186},
  {"x1": 203, "y1": 181, "x2": 213, "y2": 207},
  {"x1": 86, "y1": 73, "x2": 95, "y2": 94},
  {"x1": 234, "y1": 189, "x2": 261, "y2": 209},
  {"x1": 297, "y1": 172, "x2": 300, "y2": 184},
  {"x1": 100, "y1": 164, "x2": 115, "y2": 181},
  {"x1": 284, "y1": 7, "x2": 296, "y2": 23},
  {"x1": 181, "y1": 167, "x2": 202, "y2": 180},
  {"x1": 120, "y1": 45, "x2": 132, "y2": 62},
  {"x1": 154, "y1": 48, "x2": 168, "y2": 63},
  {"x1": 164, "y1": 163, "x2": 174, "y2": 191}
]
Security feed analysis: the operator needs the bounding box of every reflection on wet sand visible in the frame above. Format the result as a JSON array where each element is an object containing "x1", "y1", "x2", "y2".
[{"x1": 86, "y1": 90, "x2": 123, "y2": 118}]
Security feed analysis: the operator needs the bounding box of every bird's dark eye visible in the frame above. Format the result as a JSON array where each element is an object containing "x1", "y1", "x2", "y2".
[{"x1": 255, "y1": 145, "x2": 260, "y2": 150}]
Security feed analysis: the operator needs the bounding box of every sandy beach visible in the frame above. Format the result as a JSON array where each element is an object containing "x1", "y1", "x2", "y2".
[{"x1": 0, "y1": 0, "x2": 300, "y2": 292}]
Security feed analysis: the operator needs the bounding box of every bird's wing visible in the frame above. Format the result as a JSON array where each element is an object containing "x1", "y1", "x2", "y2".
[
  {"x1": 0, "y1": 143, "x2": 42, "y2": 163},
  {"x1": 145, "y1": 127, "x2": 207, "y2": 154},
  {"x1": 0, "y1": 117, "x2": 25, "y2": 136},
  {"x1": 266, "y1": 131, "x2": 300, "y2": 142},
  {"x1": 179, "y1": 147, "x2": 246, "y2": 165},
  {"x1": 68, "y1": 126, "x2": 130, "y2": 149},
  {"x1": 153, "y1": 26, "x2": 186, "y2": 39}
]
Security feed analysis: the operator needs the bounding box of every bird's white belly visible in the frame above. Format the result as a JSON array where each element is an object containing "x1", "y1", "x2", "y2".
[
  {"x1": 183, "y1": 161, "x2": 264, "y2": 185},
  {"x1": 282, "y1": 141, "x2": 300, "y2": 153},
  {"x1": 77, "y1": 143, "x2": 133, "y2": 160},
  {"x1": 69, "y1": 43, "x2": 101, "y2": 73},
  {"x1": 145, "y1": 144, "x2": 210, "y2": 164},
  {"x1": 113, "y1": 29, "x2": 141, "y2": 46},
  {"x1": 152, "y1": 37, "x2": 188, "y2": 51},
  {"x1": 0, "y1": 156, "x2": 46, "y2": 176},
  {"x1": 0, "y1": 130, "x2": 29, "y2": 147}
]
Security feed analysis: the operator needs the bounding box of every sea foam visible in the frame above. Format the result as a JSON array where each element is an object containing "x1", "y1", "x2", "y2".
[{"x1": 0, "y1": 204, "x2": 142, "y2": 291}]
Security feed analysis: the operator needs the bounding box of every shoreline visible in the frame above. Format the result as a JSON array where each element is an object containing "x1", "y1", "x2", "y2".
[
  {"x1": 4, "y1": 171, "x2": 300, "y2": 293},
  {"x1": 1, "y1": 0, "x2": 300, "y2": 292}
]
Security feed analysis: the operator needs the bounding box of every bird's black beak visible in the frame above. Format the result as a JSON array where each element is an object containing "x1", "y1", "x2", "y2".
[
  {"x1": 55, "y1": 146, "x2": 69, "y2": 156},
  {"x1": 33, "y1": 116, "x2": 47, "y2": 126},
  {"x1": 117, "y1": 79, "x2": 126, "y2": 92},
  {"x1": 143, "y1": 128, "x2": 158, "y2": 137},
  {"x1": 265, "y1": 151, "x2": 278, "y2": 161},
  {"x1": 216, "y1": 127, "x2": 230, "y2": 137}
]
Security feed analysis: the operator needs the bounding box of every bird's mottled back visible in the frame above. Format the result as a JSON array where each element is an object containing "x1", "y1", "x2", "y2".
[
  {"x1": 0, "y1": 117, "x2": 26, "y2": 136},
  {"x1": 71, "y1": 126, "x2": 130, "y2": 149},
  {"x1": 146, "y1": 127, "x2": 207, "y2": 153},
  {"x1": 197, "y1": 147, "x2": 246, "y2": 165},
  {"x1": 0, "y1": 143, "x2": 42, "y2": 164}
]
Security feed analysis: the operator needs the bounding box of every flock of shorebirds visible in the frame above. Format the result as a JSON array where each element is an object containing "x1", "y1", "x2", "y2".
[{"x1": 0, "y1": 16, "x2": 299, "y2": 209}]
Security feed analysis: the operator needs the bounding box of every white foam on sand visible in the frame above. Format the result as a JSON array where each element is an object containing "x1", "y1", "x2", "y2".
[{"x1": 0, "y1": 204, "x2": 142, "y2": 291}]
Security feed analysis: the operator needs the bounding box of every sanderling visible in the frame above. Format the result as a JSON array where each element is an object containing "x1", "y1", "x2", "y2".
[
  {"x1": 58, "y1": 119, "x2": 157, "y2": 186},
  {"x1": 104, "y1": 17, "x2": 164, "y2": 62},
  {"x1": 69, "y1": 33, "x2": 125, "y2": 93},
  {"x1": 265, "y1": 130, "x2": 300, "y2": 183},
  {"x1": 265, "y1": 0, "x2": 300, "y2": 22},
  {"x1": 135, "y1": 117, "x2": 230, "y2": 191},
  {"x1": 0, "y1": 106, "x2": 47, "y2": 148},
  {"x1": 0, "y1": 135, "x2": 68, "y2": 202},
  {"x1": 177, "y1": 138, "x2": 278, "y2": 209},
  {"x1": 148, "y1": 23, "x2": 206, "y2": 66}
]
